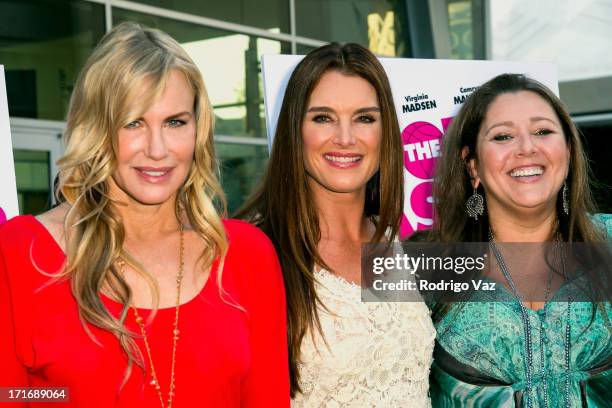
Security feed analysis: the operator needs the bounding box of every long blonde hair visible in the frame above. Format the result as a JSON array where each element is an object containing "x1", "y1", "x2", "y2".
[{"x1": 56, "y1": 22, "x2": 228, "y2": 381}]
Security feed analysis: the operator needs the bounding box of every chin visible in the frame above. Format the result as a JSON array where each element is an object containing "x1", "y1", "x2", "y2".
[
  {"x1": 308, "y1": 172, "x2": 371, "y2": 195},
  {"x1": 125, "y1": 188, "x2": 179, "y2": 206},
  {"x1": 133, "y1": 196, "x2": 176, "y2": 206},
  {"x1": 511, "y1": 199, "x2": 556, "y2": 213},
  {"x1": 324, "y1": 181, "x2": 367, "y2": 194},
  {"x1": 506, "y1": 188, "x2": 555, "y2": 206},
  {"x1": 330, "y1": 176, "x2": 372, "y2": 191}
]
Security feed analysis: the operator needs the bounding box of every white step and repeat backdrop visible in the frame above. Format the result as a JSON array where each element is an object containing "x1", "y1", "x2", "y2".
[{"x1": 0, "y1": 66, "x2": 18, "y2": 222}]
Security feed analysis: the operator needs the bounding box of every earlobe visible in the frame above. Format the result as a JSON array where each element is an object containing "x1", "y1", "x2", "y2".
[
  {"x1": 469, "y1": 161, "x2": 480, "y2": 189},
  {"x1": 461, "y1": 146, "x2": 480, "y2": 189},
  {"x1": 472, "y1": 175, "x2": 480, "y2": 190}
]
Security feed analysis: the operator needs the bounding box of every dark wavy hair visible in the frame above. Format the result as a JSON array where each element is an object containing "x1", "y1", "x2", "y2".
[
  {"x1": 432, "y1": 73, "x2": 601, "y2": 243},
  {"x1": 235, "y1": 43, "x2": 404, "y2": 396}
]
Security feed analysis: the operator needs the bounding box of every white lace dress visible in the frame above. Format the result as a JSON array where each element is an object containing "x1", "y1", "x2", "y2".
[{"x1": 291, "y1": 268, "x2": 435, "y2": 408}]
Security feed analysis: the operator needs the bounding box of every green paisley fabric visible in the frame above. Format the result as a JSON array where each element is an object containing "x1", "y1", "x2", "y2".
[{"x1": 431, "y1": 214, "x2": 612, "y2": 407}]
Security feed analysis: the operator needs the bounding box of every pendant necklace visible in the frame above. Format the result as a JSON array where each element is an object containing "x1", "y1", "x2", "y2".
[
  {"x1": 119, "y1": 223, "x2": 184, "y2": 408},
  {"x1": 489, "y1": 230, "x2": 572, "y2": 408}
]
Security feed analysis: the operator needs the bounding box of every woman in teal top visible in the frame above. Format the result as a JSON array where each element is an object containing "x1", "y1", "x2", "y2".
[{"x1": 420, "y1": 73, "x2": 612, "y2": 407}]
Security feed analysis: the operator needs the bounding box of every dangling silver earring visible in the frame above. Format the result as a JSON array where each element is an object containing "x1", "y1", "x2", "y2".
[
  {"x1": 466, "y1": 186, "x2": 484, "y2": 220},
  {"x1": 562, "y1": 181, "x2": 569, "y2": 215}
]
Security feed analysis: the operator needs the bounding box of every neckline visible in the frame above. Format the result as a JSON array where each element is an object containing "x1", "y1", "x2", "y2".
[
  {"x1": 315, "y1": 267, "x2": 360, "y2": 289},
  {"x1": 479, "y1": 275, "x2": 576, "y2": 315},
  {"x1": 26, "y1": 214, "x2": 217, "y2": 311}
]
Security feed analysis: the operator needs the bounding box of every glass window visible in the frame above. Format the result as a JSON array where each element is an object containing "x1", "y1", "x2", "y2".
[
  {"x1": 447, "y1": 1, "x2": 473, "y2": 59},
  {"x1": 489, "y1": 0, "x2": 612, "y2": 82},
  {"x1": 113, "y1": 8, "x2": 291, "y2": 139},
  {"x1": 0, "y1": 0, "x2": 105, "y2": 120},
  {"x1": 295, "y1": 0, "x2": 410, "y2": 57},
  {"x1": 215, "y1": 143, "x2": 268, "y2": 214},
  {"x1": 444, "y1": 0, "x2": 485, "y2": 59},
  {"x1": 14, "y1": 149, "x2": 51, "y2": 215},
  {"x1": 488, "y1": 0, "x2": 612, "y2": 114},
  {"x1": 296, "y1": 44, "x2": 318, "y2": 55},
  {"x1": 128, "y1": 0, "x2": 290, "y2": 33}
]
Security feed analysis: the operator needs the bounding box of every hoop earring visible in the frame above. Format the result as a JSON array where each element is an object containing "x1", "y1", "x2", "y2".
[
  {"x1": 562, "y1": 181, "x2": 569, "y2": 215},
  {"x1": 466, "y1": 186, "x2": 484, "y2": 220}
]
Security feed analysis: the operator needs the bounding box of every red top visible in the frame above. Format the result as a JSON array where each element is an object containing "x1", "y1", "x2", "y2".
[{"x1": 0, "y1": 215, "x2": 289, "y2": 407}]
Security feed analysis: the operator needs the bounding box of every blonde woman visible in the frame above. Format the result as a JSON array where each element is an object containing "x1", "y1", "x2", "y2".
[{"x1": 0, "y1": 22, "x2": 289, "y2": 407}]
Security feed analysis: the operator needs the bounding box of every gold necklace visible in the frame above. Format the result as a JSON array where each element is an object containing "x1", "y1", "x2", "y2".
[{"x1": 119, "y1": 224, "x2": 184, "y2": 408}]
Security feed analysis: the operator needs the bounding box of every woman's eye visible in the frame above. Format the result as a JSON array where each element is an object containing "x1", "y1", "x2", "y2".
[
  {"x1": 492, "y1": 133, "x2": 512, "y2": 142},
  {"x1": 313, "y1": 115, "x2": 331, "y2": 123},
  {"x1": 167, "y1": 119, "x2": 186, "y2": 128},
  {"x1": 124, "y1": 120, "x2": 141, "y2": 129},
  {"x1": 534, "y1": 128, "x2": 553, "y2": 136},
  {"x1": 357, "y1": 115, "x2": 376, "y2": 123}
]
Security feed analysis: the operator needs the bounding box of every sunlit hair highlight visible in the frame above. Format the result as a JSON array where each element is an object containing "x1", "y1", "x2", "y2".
[{"x1": 56, "y1": 22, "x2": 228, "y2": 385}]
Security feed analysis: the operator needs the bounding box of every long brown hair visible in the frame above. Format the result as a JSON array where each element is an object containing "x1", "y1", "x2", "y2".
[
  {"x1": 57, "y1": 22, "x2": 228, "y2": 383},
  {"x1": 234, "y1": 43, "x2": 404, "y2": 395},
  {"x1": 432, "y1": 73, "x2": 601, "y2": 243}
]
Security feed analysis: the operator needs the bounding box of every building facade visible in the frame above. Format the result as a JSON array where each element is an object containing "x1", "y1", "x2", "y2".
[{"x1": 3, "y1": 0, "x2": 611, "y2": 215}]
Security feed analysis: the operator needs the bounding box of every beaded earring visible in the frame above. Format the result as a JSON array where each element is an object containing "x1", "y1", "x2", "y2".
[{"x1": 466, "y1": 185, "x2": 484, "y2": 220}]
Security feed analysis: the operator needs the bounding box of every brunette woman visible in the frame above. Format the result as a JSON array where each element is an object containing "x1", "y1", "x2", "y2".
[{"x1": 237, "y1": 43, "x2": 435, "y2": 406}]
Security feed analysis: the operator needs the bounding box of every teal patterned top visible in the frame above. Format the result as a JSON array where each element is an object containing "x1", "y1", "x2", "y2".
[{"x1": 431, "y1": 214, "x2": 612, "y2": 407}]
